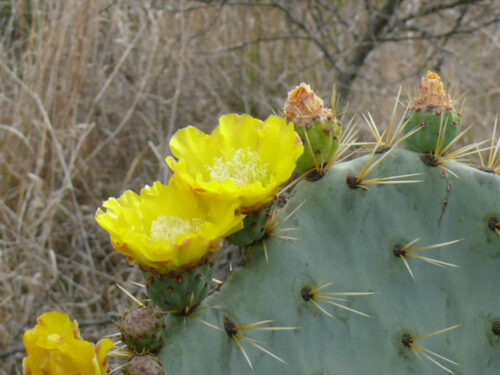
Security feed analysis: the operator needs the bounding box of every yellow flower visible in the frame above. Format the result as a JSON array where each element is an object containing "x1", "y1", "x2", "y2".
[
  {"x1": 95, "y1": 179, "x2": 244, "y2": 272},
  {"x1": 166, "y1": 114, "x2": 303, "y2": 211},
  {"x1": 23, "y1": 311, "x2": 113, "y2": 375}
]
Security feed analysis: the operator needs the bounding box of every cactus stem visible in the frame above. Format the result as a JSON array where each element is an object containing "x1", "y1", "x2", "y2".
[
  {"x1": 394, "y1": 238, "x2": 461, "y2": 279},
  {"x1": 403, "y1": 324, "x2": 461, "y2": 374}
]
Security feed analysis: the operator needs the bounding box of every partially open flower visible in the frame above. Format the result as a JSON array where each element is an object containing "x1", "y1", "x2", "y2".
[
  {"x1": 283, "y1": 83, "x2": 335, "y2": 127},
  {"x1": 403, "y1": 71, "x2": 462, "y2": 154},
  {"x1": 96, "y1": 179, "x2": 244, "y2": 272},
  {"x1": 410, "y1": 71, "x2": 453, "y2": 111},
  {"x1": 283, "y1": 83, "x2": 341, "y2": 175},
  {"x1": 166, "y1": 114, "x2": 303, "y2": 212},
  {"x1": 23, "y1": 311, "x2": 113, "y2": 375}
]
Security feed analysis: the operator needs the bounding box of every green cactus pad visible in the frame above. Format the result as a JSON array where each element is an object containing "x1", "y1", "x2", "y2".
[
  {"x1": 119, "y1": 307, "x2": 167, "y2": 354},
  {"x1": 403, "y1": 108, "x2": 462, "y2": 153},
  {"x1": 144, "y1": 260, "x2": 214, "y2": 314},
  {"x1": 295, "y1": 119, "x2": 342, "y2": 175},
  {"x1": 158, "y1": 148, "x2": 500, "y2": 374},
  {"x1": 227, "y1": 199, "x2": 278, "y2": 246}
]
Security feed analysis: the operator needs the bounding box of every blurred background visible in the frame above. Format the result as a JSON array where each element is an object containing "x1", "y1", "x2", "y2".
[{"x1": 0, "y1": 0, "x2": 499, "y2": 372}]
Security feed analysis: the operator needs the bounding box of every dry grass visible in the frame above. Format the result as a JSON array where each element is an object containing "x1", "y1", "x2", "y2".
[{"x1": 0, "y1": 1, "x2": 498, "y2": 373}]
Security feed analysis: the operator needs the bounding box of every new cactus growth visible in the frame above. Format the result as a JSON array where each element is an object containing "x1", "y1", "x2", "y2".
[
  {"x1": 123, "y1": 355, "x2": 164, "y2": 375},
  {"x1": 119, "y1": 307, "x2": 167, "y2": 353},
  {"x1": 144, "y1": 259, "x2": 214, "y2": 314},
  {"x1": 284, "y1": 83, "x2": 342, "y2": 176},
  {"x1": 227, "y1": 198, "x2": 278, "y2": 246},
  {"x1": 403, "y1": 71, "x2": 463, "y2": 154}
]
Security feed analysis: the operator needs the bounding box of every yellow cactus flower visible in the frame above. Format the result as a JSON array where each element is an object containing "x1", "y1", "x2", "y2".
[
  {"x1": 96, "y1": 179, "x2": 244, "y2": 272},
  {"x1": 23, "y1": 311, "x2": 113, "y2": 375},
  {"x1": 166, "y1": 114, "x2": 303, "y2": 211}
]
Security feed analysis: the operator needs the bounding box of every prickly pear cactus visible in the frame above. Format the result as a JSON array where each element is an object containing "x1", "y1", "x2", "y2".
[
  {"x1": 158, "y1": 148, "x2": 500, "y2": 374},
  {"x1": 87, "y1": 74, "x2": 500, "y2": 375}
]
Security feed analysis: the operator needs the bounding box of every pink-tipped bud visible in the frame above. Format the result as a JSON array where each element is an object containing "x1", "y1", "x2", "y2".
[
  {"x1": 411, "y1": 71, "x2": 453, "y2": 111},
  {"x1": 284, "y1": 83, "x2": 334, "y2": 127}
]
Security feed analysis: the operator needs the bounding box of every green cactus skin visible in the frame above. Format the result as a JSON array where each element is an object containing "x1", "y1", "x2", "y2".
[
  {"x1": 294, "y1": 119, "x2": 342, "y2": 175},
  {"x1": 124, "y1": 355, "x2": 164, "y2": 375},
  {"x1": 119, "y1": 307, "x2": 167, "y2": 354},
  {"x1": 144, "y1": 260, "x2": 214, "y2": 314},
  {"x1": 227, "y1": 199, "x2": 278, "y2": 246},
  {"x1": 403, "y1": 108, "x2": 463, "y2": 153},
  {"x1": 158, "y1": 148, "x2": 500, "y2": 374}
]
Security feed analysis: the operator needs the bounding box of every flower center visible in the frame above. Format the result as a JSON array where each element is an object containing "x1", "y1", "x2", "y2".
[
  {"x1": 150, "y1": 215, "x2": 203, "y2": 242},
  {"x1": 208, "y1": 148, "x2": 269, "y2": 186}
]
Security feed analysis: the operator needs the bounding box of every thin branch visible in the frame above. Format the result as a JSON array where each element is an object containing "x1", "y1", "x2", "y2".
[{"x1": 337, "y1": 0, "x2": 400, "y2": 100}]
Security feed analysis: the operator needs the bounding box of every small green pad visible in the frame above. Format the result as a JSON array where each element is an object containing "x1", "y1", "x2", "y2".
[
  {"x1": 295, "y1": 119, "x2": 341, "y2": 174},
  {"x1": 403, "y1": 108, "x2": 462, "y2": 153},
  {"x1": 144, "y1": 260, "x2": 214, "y2": 313},
  {"x1": 119, "y1": 307, "x2": 167, "y2": 354},
  {"x1": 227, "y1": 199, "x2": 278, "y2": 246},
  {"x1": 124, "y1": 355, "x2": 164, "y2": 375}
]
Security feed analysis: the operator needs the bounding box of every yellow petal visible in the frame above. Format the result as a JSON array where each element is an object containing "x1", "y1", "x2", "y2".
[
  {"x1": 22, "y1": 312, "x2": 112, "y2": 375},
  {"x1": 167, "y1": 113, "x2": 304, "y2": 211},
  {"x1": 96, "y1": 179, "x2": 244, "y2": 272}
]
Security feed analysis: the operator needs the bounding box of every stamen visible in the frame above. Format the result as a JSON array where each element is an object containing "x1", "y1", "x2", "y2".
[
  {"x1": 208, "y1": 148, "x2": 269, "y2": 186},
  {"x1": 150, "y1": 215, "x2": 203, "y2": 242}
]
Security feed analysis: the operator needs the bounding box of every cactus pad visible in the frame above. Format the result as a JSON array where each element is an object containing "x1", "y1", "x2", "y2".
[{"x1": 158, "y1": 148, "x2": 500, "y2": 374}]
